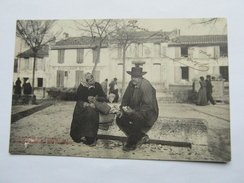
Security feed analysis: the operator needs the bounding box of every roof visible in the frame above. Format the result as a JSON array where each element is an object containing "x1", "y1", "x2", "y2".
[
  {"x1": 110, "y1": 31, "x2": 173, "y2": 44},
  {"x1": 168, "y1": 35, "x2": 228, "y2": 46},
  {"x1": 51, "y1": 36, "x2": 108, "y2": 50},
  {"x1": 17, "y1": 45, "x2": 49, "y2": 58}
]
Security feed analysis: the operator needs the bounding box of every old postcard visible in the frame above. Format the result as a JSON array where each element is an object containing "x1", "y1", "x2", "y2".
[{"x1": 9, "y1": 18, "x2": 230, "y2": 162}]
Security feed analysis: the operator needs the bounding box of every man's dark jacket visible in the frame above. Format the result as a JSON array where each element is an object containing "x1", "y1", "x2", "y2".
[{"x1": 121, "y1": 78, "x2": 159, "y2": 127}]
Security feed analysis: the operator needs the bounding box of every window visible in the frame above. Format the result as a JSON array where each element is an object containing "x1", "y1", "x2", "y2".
[
  {"x1": 14, "y1": 59, "x2": 18, "y2": 73},
  {"x1": 92, "y1": 49, "x2": 100, "y2": 63},
  {"x1": 58, "y1": 50, "x2": 65, "y2": 64},
  {"x1": 57, "y1": 70, "x2": 65, "y2": 87},
  {"x1": 75, "y1": 70, "x2": 84, "y2": 86},
  {"x1": 154, "y1": 43, "x2": 161, "y2": 57},
  {"x1": 37, "y1": 78, "x2": 43, "y2": 87},
  {"x1": 181, "y1": 67, "x2": 189, "y2": 80},
  {"x1": 220, "y1": 66, "x2": 229, "y2": 82},
  {"x1": 220, "y1": 45, "x2": 228, "y2": 57},
  {"x1": 36, "y1": 58, "x2": 45, "y2": 71},
  {"x1": 162, "y1": 46, "x2": 167, "y2": 57},
  {"x1": 76, "y1": 49, "x2": 84, "y2": 63},
  {"x1": 24, "y1": 58, "x2": 32, "y2": 70},
  {"x1": 94, "y1": 70, "x2": 100, "y2": 82},
  {"x1": 181, "y1": 47, "x2": 188, "y2": 57},
  {"x1": 214, "y1": 46, "x2": 220, "y2": 59}
]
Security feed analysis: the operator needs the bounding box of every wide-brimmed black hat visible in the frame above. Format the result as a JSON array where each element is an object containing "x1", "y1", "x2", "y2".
[{"x1": 126, "y1": 67, "x2": 147, "y2": 77}]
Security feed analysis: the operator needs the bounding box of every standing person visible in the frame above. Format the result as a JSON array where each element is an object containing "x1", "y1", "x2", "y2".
[
  {"x1": 23, "y1": 79, "x2": 32, "y2": 94},
  {"x1": 109, "y1": 78, "x2": 119, "y2": 103},
  {"x1": 196, "y1": 76, "x2": 208, "y2": 106},
  {"x1": 70, "y1": 73, "x2": 107, "y2": 146},
  {"x1": 14, "y1": 77, "x2": 22, "y2": 95},
  {"x1": 116, "y1": 67, "x2": 159, "y2": 151},
  {"x1": 206, "y1": 75, "x2": 216, "y2": 105},
  {"x1": 101, "y1": 79, "x2": 108, "y2": 96}
]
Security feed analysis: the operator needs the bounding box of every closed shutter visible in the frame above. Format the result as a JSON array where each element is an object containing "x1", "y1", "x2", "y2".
[
  {"x1": 214, "y1": 46, "x2": 220, "y2": 59},
  {"x1": 57, "y1": 70, "x2": 65, "y2": 87},
  {"x1": 75, "y1": 70, "x2": 84, "y2": 87},
  {"x1": 93, "y1": 49, "x2": 100, "y2": 63},
  {"x1": 77, "y1": 49, "x2": 84, "y2": 63},
  {"x1": 58, "y1": 50, "x2": 65, "y2": 63},
  {"x1": 94, "y1": 70, "x2": 100, "y2": 82},
  {"x1": 188, "y1": 48, "x2": 193, "y2": 58},
  {"x1": 174, "y1": 66, "x2": 181, "y2": 83},
  {"x1": 175, "y1": 47, "x2": 180, "y2": 58}
]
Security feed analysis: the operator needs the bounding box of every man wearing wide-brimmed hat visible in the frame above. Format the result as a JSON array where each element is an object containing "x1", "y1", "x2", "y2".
[{"x1": 116, "y1": 66, "x2": 159, "y2": 151}]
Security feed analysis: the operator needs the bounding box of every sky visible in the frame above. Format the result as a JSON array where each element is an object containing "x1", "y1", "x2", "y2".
[{"x1": 53, "y1": 18, "x2": 227, "y2": 39}]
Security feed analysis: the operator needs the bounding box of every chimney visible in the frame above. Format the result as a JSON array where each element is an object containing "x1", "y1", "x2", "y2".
[
  {"x1": 173, "y1": 29, "x2": 180, "y2": 36},
  {"x1": 63, "y1": 32, "x2": 69, "y2": 39}
]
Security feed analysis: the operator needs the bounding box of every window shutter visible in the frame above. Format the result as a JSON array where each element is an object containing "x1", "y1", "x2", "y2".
[
  {"x1": 93, "y1": 49, "x2": 100, "y2": 63},
  {"x1": 58, "y1": 50, "x2": 65, "y2": 63},
  {"x1": 94, "y1": 70, "x2": 100, "y2": 82},
  {"x1": 57, "y1": 70, "x2": 65, "y2": 87},
  {"x1": 25, "y1": 58, "x2": 29, "y2": 70},
  {"x1": 174, "y1": 66, "x2": 181, "y2": 83},
  {"x1": 175, "y1": 47, "x2": 180, "y2": 58},
  {"x1": 57, "y1": 70, "x2": 60, "y2": 87},
  {"x1": 214, "y1": 46, "x2": 220, "y2": 59},
  {"x1": 75, "y1": 70, "x2": 83, "y2": 86},
  {"x1": 188, "y1": 48, "x2": 193, "y2": 58},
  {"x1": 77, "y1": 49, "x2": 84, "y2": 63},
  {"x1": 60, "y1": 71, "x2": 64, "y2": 87}
]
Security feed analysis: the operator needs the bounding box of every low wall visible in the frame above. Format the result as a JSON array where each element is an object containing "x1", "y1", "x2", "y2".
[{"x1": 168, "y1": 84, "x2": 194, "y2": 103}]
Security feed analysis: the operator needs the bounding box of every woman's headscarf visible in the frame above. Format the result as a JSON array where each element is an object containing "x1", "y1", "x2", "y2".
[{"x1": 80, "y1": 72, "x2": 95, "y2": 88}]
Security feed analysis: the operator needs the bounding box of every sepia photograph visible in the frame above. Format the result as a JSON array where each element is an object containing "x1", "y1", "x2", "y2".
[{"x1": 9, "y1": 18, "x2": 230, "y2": 162}]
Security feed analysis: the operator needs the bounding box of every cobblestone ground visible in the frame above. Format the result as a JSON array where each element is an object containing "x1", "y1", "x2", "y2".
[{"x1": 9, "y1": 101, "x2": 231, "y2": 162}]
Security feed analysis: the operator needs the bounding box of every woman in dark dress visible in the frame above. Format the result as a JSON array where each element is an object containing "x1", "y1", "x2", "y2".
[
  {"x1": 196, "y1": 76, "x2": 208, "y2": 106},
  {"x1": 14, "y1": 77, "x2": 22, "y2": 95},
  {"x1": 23, "y1": 79, "x2": 32, "y2": 94},
  {"x1": 70, "y1": 73, "x2": 107, "y2": 146}
]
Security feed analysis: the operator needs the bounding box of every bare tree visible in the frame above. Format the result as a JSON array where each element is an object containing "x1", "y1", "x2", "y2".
[
  {"x1": 16, "y1": 20, "x2": 59, "y2": 94},
  {"x1": 111, "y1": 19, "x2": 170, "y2": 94},
  {"x1": 189, "y1": 18, "x2": 227, "y2": 34},
  {"x1": 74, "y1": 19, "x2": 115, "y2": 76}
]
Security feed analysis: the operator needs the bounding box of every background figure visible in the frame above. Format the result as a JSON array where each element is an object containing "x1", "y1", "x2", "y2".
[
  {"x1": 196, "y1": 76, "x2": 208, "y2": 106},
  {"x1": 14, "y1": 77, "x2": 22, "y2": 95},
  {"x1": 70, "y1": 73, "x2": 107, "y2": 146},
  {"x1": 206, "y1": 75, "x2": 216, "y2": 105},
  {"x1": 116, "y1": 67, "x2": 159, "y2": 151},
  {"x1": 109, "y1": 78, "x2": 119, "y2": 103},
  {"x1": 101, "y1": 78, "x2": 108, "y2": 96},
  {"x1": 23, "y1": 79, "x2": 32, "y2": 94}
]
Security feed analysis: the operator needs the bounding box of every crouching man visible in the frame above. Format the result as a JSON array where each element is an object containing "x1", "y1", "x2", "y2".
[{"x1": 116, "y1": 66, "x2": 159, "y2": 151}]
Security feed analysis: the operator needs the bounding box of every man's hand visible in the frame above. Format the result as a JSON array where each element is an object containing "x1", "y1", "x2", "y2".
[
  {"x1": 125, "y1": 106, "x2": 134, "y2": 115},
  {"x1": 83, "y1": 102, "x2": 90, "y2": 107},
  {"x1": 122, "y1": 106, "x2": 134, "y2": 115}
]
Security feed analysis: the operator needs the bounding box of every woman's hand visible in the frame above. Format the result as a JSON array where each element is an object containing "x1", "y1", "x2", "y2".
[
  {"x1": 89, "y1": 103, "x2": 96, "y2": 108},
  {"x1": 88, "y1": 96, "x2": 96, "y2": 103}
]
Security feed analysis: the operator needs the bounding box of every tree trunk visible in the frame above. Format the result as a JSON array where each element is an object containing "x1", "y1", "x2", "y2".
[
  {"x1": 32, "y1": 56, "x2": 37, "y2": 95},
  {"x1": 121, "y1": 46, "x2": 126, "y2": 95},
  {"x1": 92, "y1": 47, "x2": 101, "y2": 77}
]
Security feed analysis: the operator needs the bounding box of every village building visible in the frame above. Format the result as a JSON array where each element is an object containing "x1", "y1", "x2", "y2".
[
  {"x1": 15, "y1": 30, "x2": 229, "y2": 102},
  {"x1": 14, "y1": 45, "x2": 50, "y2": 98}
]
